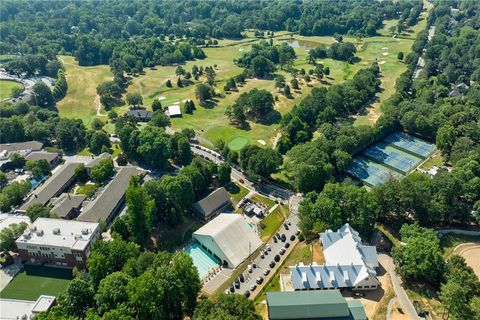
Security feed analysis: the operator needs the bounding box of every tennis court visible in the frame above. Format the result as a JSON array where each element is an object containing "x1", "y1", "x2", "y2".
[
  {"x1": 363, "y1": 143, "x2": 423, "y2": 174},
  {"x1": 383, "y1": 132, "x2": 436, "y2": 158},
  {"x1": 347, "y1": 157, "x2": 402, "y2": 187}
]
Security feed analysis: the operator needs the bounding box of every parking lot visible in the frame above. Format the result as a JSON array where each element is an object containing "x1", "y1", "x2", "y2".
[{"x1": 225, "y1": 212, "x2": 300, "y2": 299}]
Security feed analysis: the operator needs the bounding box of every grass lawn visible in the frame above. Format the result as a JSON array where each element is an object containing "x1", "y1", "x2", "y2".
[
  {"x1": 419, "y1": 150, "x2": 443, "y2": 170},
  {"x1": 0, "y1": 79, "x2": 24, "y2": 100},
  {"x1": 75, "y1": 183, "x2": 98, "y2": 198},
  {"x1": 227, "y1": 136, "x2": 249, "y2": 151},
  {"x1": 252, "y1": 194, "x2": 276, "y2": 209},
  {"x1": 225, "y1": 182, "x2": 249, "y2": 203},
  {"x1": 259, "y1": 205, "x2": 289, "y2": 242},
  {"x1": 0, "y1": 265, "x2": 72, "y2": 300},
  {"x1": 57, "y1": 55, "x2": 113, "y2": 126}
]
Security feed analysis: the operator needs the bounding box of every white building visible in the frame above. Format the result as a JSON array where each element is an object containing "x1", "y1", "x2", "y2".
[
  {"x1": 0, "y1": 213, "x2": 30, "y2": 232},
  {"x1": 16, "y1": 218, "x2": 100, "y2": 268},
  {"x1": 193, "y1": 214, "x2": 262, "y2": 268},
  {"x1": 0, "y1": 295, "x2": 55, "y2": 320},
  {"x1": 290, "y1": 224, "x2": 380, "y2": 291},
  {"x1": 166, "y1": 105, "x2": 182, "y2": 117}
]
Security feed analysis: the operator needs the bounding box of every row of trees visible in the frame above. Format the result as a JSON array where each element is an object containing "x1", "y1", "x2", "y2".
[
  {"x1": 52, "y1": 69, "x2": 67, "y2": 101},
  {"x1": 307, "y1": 42, "x2": 357, "y2": 63},
  {"x1": 4, "y1": 55, "x2": 62, "y2": 77},
  {"x1": 225, "y1": 88, "x2": 275, "y2": 125}
]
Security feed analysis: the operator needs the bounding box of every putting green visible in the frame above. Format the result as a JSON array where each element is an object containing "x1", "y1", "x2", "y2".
[{"x1": 227, "y1": 136, "x2": 249, "y2": 151}]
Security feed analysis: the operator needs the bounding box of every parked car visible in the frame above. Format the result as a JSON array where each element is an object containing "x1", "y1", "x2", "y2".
[
  {"x1": 229, "y1": 285, "x2": 235, "y2": 293},
  {"x1": 274, "y1": 255, "x2": 280, "y2": 262},
  {"x1": 250, "y1": 284, "x2": 257, "y2": 291},
  {"x1": 260, "y1": 253, "x2": 265, "y2": 259},
  {"x1": 287, "y1": 220, "x2": 291, "y2": 226},
  {"x1": 266, "y1": 244, "x2": 272, "y2": 251},
  {"x1": 281, "y1": 234, "x2": 286, "y2": 242},
  {"x1": 269, "y1": 261, "x2": 275, "y2": 268},
  {"x1": 263, "y1": 268, "x2": 270, "y2": 276},
  {"x1": 234, "y1": 280, "x2": 240, "y2": 288},
  {"x1": 244, "y1": 290, "x2": 250, "y2": 298},
  {"x1": 295, "y1": 229, "x2": 301, "y2": 235},
  {"x1": 285, "y1": 242, "x2": 290, "y2": 248},
  {"x1": 276, "y1": 232, "x2": 281, "y2": 239},
  {"x1": 248, "y1": 265, "x2": 253, "y2": 273},
  {"x1": 256, "y1": 277, "x2": 264, "y2": 284},
  {"x1": 279, "y1": 248, "x2": 286, "y2": 255},
  {"x1": 263, "y1": 249, "x2": 269, "y2": 255},
  {"x1": 290, "y1": 235, "x2": 296, "y2": 241},
  {"x1": 239, "y1": 274, "x2": 245, "y2": 282},
  {"x1": 273, "y1": 236, "x2": 278, "y2": 243},
  {"x1": 284, "y1": 223, "x2": 289, "y2": 230}
]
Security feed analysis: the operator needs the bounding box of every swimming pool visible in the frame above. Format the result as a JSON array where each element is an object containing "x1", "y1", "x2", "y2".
[{"x1": 184, "y1": 243, "x2": 220, "y2": 278}]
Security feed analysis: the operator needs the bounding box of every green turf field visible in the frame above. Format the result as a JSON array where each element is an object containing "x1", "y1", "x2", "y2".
[
  {"x1": 0, "y1": 80, "x2": 24, "y2": 100},
  {"x1": 0, "y1": 265, "x2": 72, "y2": 300},
  {"x1": 227, "y1": 136, "x2": 249, "y2": 151}
]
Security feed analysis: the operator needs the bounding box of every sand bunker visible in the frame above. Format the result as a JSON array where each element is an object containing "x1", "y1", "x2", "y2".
[
  {"x1": 382, "y1": 47, "x2": 389, "y2": 50},
  {"x1": 172, "y1": 101, "x2": 180, "y2": 105},
  {"x1": 158, "y1": 96, "x2": 166, "y2": 101},
  {"x1": 257, "y1": 139, "x2": 266, "y2": 146},
  {"x1": 182, "y1": 99, "x2": 191, "y2": 102},
  {"x1": 239, "y1": 48, "x2": 244, "y2": 51},
  {"x1": 379, "y1": 60, "x2": 386, "y2": 65},
  {"x1": 382, "y1": 52, "x2": 389, "y2": 56}
]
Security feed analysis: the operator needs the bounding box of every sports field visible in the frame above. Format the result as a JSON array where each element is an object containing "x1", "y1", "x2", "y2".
[
  {"x1": 0, "y1": 265, "x2": 72, "y2": 300},
  {"x1": 0, "y1": 79, "x2": 24, "y2": 100}
]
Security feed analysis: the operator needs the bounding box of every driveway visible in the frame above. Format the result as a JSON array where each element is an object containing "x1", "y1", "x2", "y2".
[
  {"x1": 378, "y1": 254, "x2": 421, "y2": 320},
  {"x1": 0, "y1": 258, "x2": 22, "y2": 291}
]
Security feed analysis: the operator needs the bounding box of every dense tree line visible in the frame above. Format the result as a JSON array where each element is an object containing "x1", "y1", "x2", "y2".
[
  {"x1": 308, "y1": 41, "x2": 357, "y2": 63},
  {"x1": 4, "y1": 55, "x2": 62, "y2": 77},
  {"x1": 225, "y1": 88, "x2": 275, "y2": 125},
  {"x1": 37, "y1": 237, "x2": 201, "y2": 320}
]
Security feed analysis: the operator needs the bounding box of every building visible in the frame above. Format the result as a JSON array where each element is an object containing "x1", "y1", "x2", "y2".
[
  {"x1": 193, "y1": 187, "x2": 231, "y2": 221},
  {"x1": 0, "y1": 213, "x2": 30, "y2": 232},
  {"x1": 166, "y1": 105, "x2": 182, "y2": 117},
  {"x1": 266, "y1": 290, "x2": 367, "y2": 320},
  {"x1": 0, "y1": 141, "x2": 43, "y2": 154},
  {"x1": 16, "y1": 218, "x2": 99, "y2": 268},
  {"x1": 50, "y1": 193, "x2": 86, "y2": 219},
  {"x1": 25, "y1": 151, "x2": 60, "y2": 165},
  {"x1": 18, "y1": 162, "x2": 82, "y2": 212},
  {"x1": 0, "y1": 295, "x2": 55, "y2": 320},
  {"x1": 85, "y1": 152, "x2": 111, "y2": 169},
  {"x1": 77, "y1": 166, "x2": 139, "y2": 224},
  {"x1": 126, "y1": 109, "x2": 153, "y2": 122},
  {"x1": 192, "y1": 213, "x2": 262, "y2": 268},
  {"x1": 290, "y1": 224, "x2": 379, "y2": 291}
]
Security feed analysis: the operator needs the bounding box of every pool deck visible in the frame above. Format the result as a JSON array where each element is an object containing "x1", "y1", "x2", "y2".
[{"x1": 202, "y1": 268, "x2": 233, "y2": 295}]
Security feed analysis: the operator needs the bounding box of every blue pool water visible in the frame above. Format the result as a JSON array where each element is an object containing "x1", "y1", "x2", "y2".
[
  {"x1": 29, "y1": 178, "x2": 39, "y2": 189},
  {"x1": 185, "y1": 243, "x2": 220, "y2": 278}
]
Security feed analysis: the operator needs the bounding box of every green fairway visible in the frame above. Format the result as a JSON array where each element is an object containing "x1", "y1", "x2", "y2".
[
  {"x1": 57, "y1": 55, "x2": 113, "y2": 126},
  {"x1": 0, "y1": 265, "x2": 72, "y2": 300},
  {"x1": 227, "y1": 136, "x2": 249, "y2": 151},
  {"x1": 0, "y1": 80, "x2": 24, "y2": 100}
]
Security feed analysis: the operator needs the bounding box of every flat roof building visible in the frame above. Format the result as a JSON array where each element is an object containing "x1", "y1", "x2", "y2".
[
  {"x1": 0, "y1": 213, "x2": 30, "y2": 232},
  {"x1": 16, "y1": 218, "x2": 99, "y2": 268},
  {"x1": 193, "y1": 213, "x2": 262, "y2": 268},
  {"x1": 0, "y1": 295, "x2": 55, "y2": 320},
  {"x1": 126, "y1": 109, "x2": 153, "y2": 122},
  {"x1": 0, "y1": 141, "x2": 43, "y2": 153},
  {"x1": 266, "y1": 290, "x2": 367, "y2": 320},
  {"x1": 290, "y1": 224, "x2": 380, "y2": 291},
  {"x1": 19, "y1": 162, "x2": 82, "y2": 212},
  {"x1": 77, "y1": 166, "x2": 139, "y2": 224},
  {"x1": 193, "y1": 187, "x2": 231, "y2": 221},
  {"x1": 166, "y1": 105, "x2": 182, "y2": 117},
  {"x1": 50, "y1": 193, "x2": 86, "y2": 219},
  {"x1": 25, "y1": 151, "x2": 60, "y2": 164}
]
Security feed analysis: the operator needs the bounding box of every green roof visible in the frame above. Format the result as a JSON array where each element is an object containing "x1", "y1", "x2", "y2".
[{"x1": 266, "y1": 291, "x2": 367, "y2": 320}]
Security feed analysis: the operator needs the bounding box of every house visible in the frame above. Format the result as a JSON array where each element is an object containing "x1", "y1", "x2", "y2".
[
  {"x1": 16, "y1": 218, "x2": 100, "y2": 268},
  {"x1": 290, "y1": 224, "x2": 380, "y2": 291},
  {"x1": 192, "y1": 213, "x2": 262, "y2": 268},
  {"x1": 18, "y1": 162, "x2": 82, "y2": 212},
  {"x1": 448, "y1": 82, "x2": 469, "y2": 97},
  {"x1": 166, "y1": 105, "x2": 182, "y2": 117},
  {"x1": 267, "y1": 290, "x2": 367, "y2": 320},
  {"x1": 193, "y1": 187, "x2": 231, "y2": 221},
  {"x1": 50, "y1": 193, "x2": 86, "y2": 219},
  {"x1": 24, "y1": 151, "x2": 60, "y2": 165},
  {"x1": 0, "y1": 141, "x2": 43, "y2": 154},
  {"x1": 126, "y1": 109, "x2": 153, "y2": 122},
  {"x1": 0, "y1": 295, "x2": 56, "y2": 320},
  {"x1": 77, "y1": 166, "x2": 139, "y2": 225}
]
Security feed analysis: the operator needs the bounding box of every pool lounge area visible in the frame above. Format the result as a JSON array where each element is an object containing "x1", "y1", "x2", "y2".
[{"x1": 184, "y1": 243, "x2": 220, "y2": 279}]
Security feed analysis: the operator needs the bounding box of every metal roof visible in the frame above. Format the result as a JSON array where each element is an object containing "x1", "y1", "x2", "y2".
[
  {"x1": 0, "y1": 141, "x2": 43, "y2": 153},
  {"x1": 267, "y1": 290, "x2": 366, "y2": 320},
  {"x1": 77, "y1": 166, "x2": 139, "y2": 223},
  {"x1": 50, "y1": 193, "x2": 86, "y2": 218}
]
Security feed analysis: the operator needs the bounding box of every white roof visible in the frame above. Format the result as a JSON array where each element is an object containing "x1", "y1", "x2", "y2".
[
  {"x1": 167, "y1": 105, "x2": 181, "y2": 116},
  {"x1": 0, "y1": 213, "x2": 30, "y2": 232},
  {"x1": 0, "y1": 295, "x2": 55, "y2": 319},
  {"x1": 16, "y1": 218, "x2": 99, "y2": 251},
  {"x1": 193, "y1": 214, "x2": 262, "y2": 268}
]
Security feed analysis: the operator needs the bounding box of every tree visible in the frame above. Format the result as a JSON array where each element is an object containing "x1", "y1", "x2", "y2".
[
  {"x1": 392, "y1": 224, "x2": 444, "y2": 284},
  {"x1": 25, "y1": 159, "x2": 51, "y2": 180},
  {"x1": 193, "y1": 294, "x2": 260, "y2": 320},
  {"x1": 151, "y1": 100, "x2": 162, "y2": 112},
  {"x1": 90, "y1": 131, "x2": 111, "y2": 155},
  {"x1": 239, "y1": 145, "x2": 282, "y2": 178},
  {"x1": 235, "y1": 88, "x2": 274, "y2": 121},
  {"x1": 56, "y1": 118, "x2": 87, "y2": 152},
  {"x1": 10, "y1": 153, "x2": 25, "y2": 168},
  {"x1": 397, "y1": 51, "x2": 404, "y2": 60},
  {"x1": 149, "y1": 110, "x2": 171, "y2": 128},
  {"x1": 217, "y1": 163, "x2": 231, "y2": 185},
  {"x1": 60, "y1": 278, "x2": 95, "y2": 318},
  {"x1": 183, "y1": 100, "x2": 195, "y2": 114},
  {"x1": 195, "y1": 83, "x2": 214, "y2": 103},
  {"x1": 250, "y1": 55, "x2": 275, "y2": 78},
  {"x1": 0, "y1": 180, "x2": 32, "y2": 212},
  {"x1": 91, "y1": 118, "x2": 104, "y2": 130},
  {"x1": 284, "y1": 84, "x2": 291, "y2": 97},
  {"x1": 26, "y1": 203, "x2": 51, "y2": 222},
  {"x1": 75, "y1": 164, "x2": 89, "y2": 183},
  {"x1": 136, "y1": 126, "x2": 171, "y2": 168},
  {"x1": 290, "y1": 78, "x2": 299, "y2": 90},
  {"x1": 90, "y1": 158, "x2": 114, "y2": 183},
  {"x1": 176, "y1": 137, "x2": 192, "y2": 165},
  {"x1": 0, "y1": 172, "x2": 7, "y2": 189},
  {"x1": 0, "y1": 222, "x2": 28, "y2": 251},
  {"x1": 95, "y1": 272, "x2": 132, "y2": 315},
  {"x1": 274, "y1": 75, "x2": 285, "y2": 90},
  {"x1": 32, "y1": 82, "x2": 54, "y2": 107},
  {"x1": 166, "y1": 79, "x2": 172, "y2": 87},
  {"x1": 126, "y1": 93, "x2": 143, "y2": 107},
  {"x1": 126, "y1": 176, "x2": 153, "y2": 247}
]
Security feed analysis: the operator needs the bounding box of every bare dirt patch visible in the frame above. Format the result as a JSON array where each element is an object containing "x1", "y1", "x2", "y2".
[{"x1": 455, "y1": 244, "x2": 480, "y2": 280}]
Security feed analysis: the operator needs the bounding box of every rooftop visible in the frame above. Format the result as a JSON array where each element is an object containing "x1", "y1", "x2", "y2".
[
  {"x1": 19, "y1": 162, "x2": 82, "y2": 211},
  {"x1": 85, "y1": 152, "x2": 111, "y2": 168},
  {"x1": 24, "y1": 151, "x2": 60, "y2": 163},
  {"x1": 50, "y1": 193, "x2": 86, "y2": 218},
  {"x1": 0, "y1": 213, "x2": 30, "y2": 232},
  {"x1": 126, "y1": 109, "x2": 153, "y2": 119},
  {"x1": 193, "y1": 187, "x2": 231, "y2": 218},
  {"x1": 0, "y1": 295, "x2": 55, "y2": 320},
  {"x1": 0, "y1": 141, "x2": 43, "y2": 153},
  {"x1": 77, "y1": 166, "x2": 139, "y2": 223},
  {"x1": 16, "y1": 218, "x2": 99, "y2": 251},
  {"x1": 167, "y1": 105, "x2": 182, "y2": 117}
]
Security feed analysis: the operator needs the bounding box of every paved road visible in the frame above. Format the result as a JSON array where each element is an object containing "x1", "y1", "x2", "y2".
[{"x1": 379, "y1": 254, "x2": 421, "y2": 320}]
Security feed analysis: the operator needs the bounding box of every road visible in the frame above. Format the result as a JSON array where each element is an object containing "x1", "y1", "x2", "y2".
[{"x1": 379, "y1": 254, "x2": 422, "y2": 320}]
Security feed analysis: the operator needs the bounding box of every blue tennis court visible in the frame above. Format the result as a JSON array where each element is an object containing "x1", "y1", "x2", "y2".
[
  {"x1": 383, "y1": 132, "x2": 436, "y2": 158},
  {"x1": 184, "y1": 243, "x2": 220, "y2": 278},
  {"x1": 347, "y1": 157, "x2": 402, "y2": 187},
  {"x1": 363, "y1": 143, "x2": 423, "y2": 174}
]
